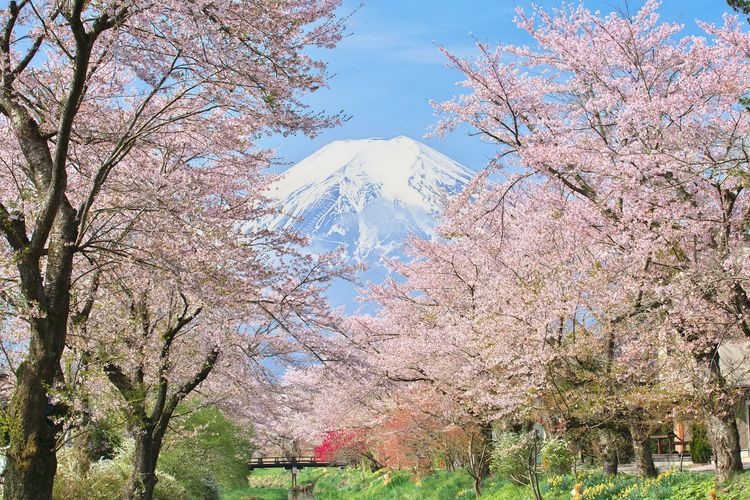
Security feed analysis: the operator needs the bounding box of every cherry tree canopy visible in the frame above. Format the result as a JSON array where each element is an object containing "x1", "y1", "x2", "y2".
[
  {"x1": 0, "y1": 0, "x2": 346, "y2": 497},
  {"x1": 432, "y1": 0, "x2": 750, "y2": 480}
]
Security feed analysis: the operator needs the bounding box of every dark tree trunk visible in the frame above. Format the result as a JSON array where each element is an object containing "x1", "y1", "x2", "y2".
[
  {"x1": 705, "y1": 412, "x2": 743, "y2": 483},
  {"x1": 0, "y1": 0, "x2": 118, "y2": 491},
  {"x1": 126, "y1": 426, "x2": 165, "y2": 500},
  {"x1": 472, "y1": 476, "x2": 481, "y2": 498},
  {"x1": 528, "y1": 437, "x2": 542, "y2": 500},
  {"x1": 700, "y1": 352, "x2": 744, "y2": 482},
  {"x1": 99, "y1": 293, "x2": 217, "y2": 500},
  {"x1": 4, "y1": 207, "x2": 76, "y2": 500},
  {"x1": 479, "y1": 423, "x2": 493, "y2": 479},
  {"x1": 628, "y1": 424, "x2": 657, "y2": 478},
  {"x1": 468, "y1": 423, "x2": 493, "y2": 497},
  {"x1": 3, "y1": 355, "x2": 59, "y2": 500},
  {"x1": 598, "y1": 429, "x2": 619, "y2": 475}
]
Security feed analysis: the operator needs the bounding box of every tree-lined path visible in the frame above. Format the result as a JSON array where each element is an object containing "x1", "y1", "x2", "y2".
[{"x1": 2, "y1": 1, "x2": 750, "y2": 499}]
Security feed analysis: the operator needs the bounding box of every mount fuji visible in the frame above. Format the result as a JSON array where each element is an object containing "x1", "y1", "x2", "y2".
[{"x1": 267, "y1": 136, "x2": 474, "y2": 265}]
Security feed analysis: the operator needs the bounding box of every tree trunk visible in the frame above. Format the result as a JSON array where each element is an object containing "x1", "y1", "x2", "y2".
[
  {"x1": 529, "y1": 473, "x2": 543, "y2": 500},
  {"x1": 528, "y1": 438, "x2": 542, "y2": 500},
  {"x1": 628, "y1": 424, "x2": 657, "y2": 478},
  {"x1": 467, "y1": 423, "x2": 492, "y2": 497},
  {"x1": 700, "y1": 352, "x2": 744, "y2": 483},
  {"x1": 705, "y1": 412, "x2": 743, "y2": 483},
  {"x1": 3, "y1": 355, "x2": 59, "y2": 500},
  {"x1": 126, "y1": 427, "x2": 164, "y2": 500},
  {"x1": 3, "y1": 204, "x2": 76, "y2": 499},
  {"x1": 598, "y1": 429, "x2": 619, "y2": 475},
  {"x1": 479, "y1": 423, "x2": 492, "y2": 479}
]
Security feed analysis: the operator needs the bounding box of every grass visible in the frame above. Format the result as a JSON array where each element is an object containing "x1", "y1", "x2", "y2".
[
  {"x1": 220, "y1": 486, "x2": 288, "y2": 500},
  {"x1": 221, "y1": 467, "x2": 748, "y2": 499},
  {"x1": 312, "y1": 467, "x2": 475, "y2": 499},
  {"x1": 222, "y1": 468, "x2": 329, "y2": 499},
  {"x1": 718, "y1": 470, "x2": 750, "y2": 499}
]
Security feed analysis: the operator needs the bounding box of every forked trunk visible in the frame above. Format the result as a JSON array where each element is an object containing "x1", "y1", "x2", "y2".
[
  {"x1": 4, "y1": 207, "x2": 76, "y2": 499},
  {"x1": 705, "y1": 412, "x2": 743, "y2": 483}
]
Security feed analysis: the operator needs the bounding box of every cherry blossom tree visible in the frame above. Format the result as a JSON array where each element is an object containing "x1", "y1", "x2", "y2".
[
  {"x1": 0, "y1": 0, "x2": 345, "y2": 497},
  {"x1": 321, "y1": 167, "x2": 690, "y2": 479},
  {"x1": 288, "y1": 350, "x2": 495, "y2": 492},
  {"x1": 79, "y1": 243, "x2": 345, "y2": 499},
  {"x1": 433, "y1": 0, "x2": 750, "y2": 481}
]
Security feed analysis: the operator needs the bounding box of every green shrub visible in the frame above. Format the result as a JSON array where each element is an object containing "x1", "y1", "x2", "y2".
[
  {"x1": 158, "y1": 405, "x2": 255, "y2": 498},
  {"x1": 490, "y1": 431, "x2": 537, "y2": 485},
  {"x1": 690, "y1": 424, "x2": 712, "y2": 464},
  {"x1": 541, "y1": 437, "x2": 573, "y2": 475},
  {"x1": 193, "y1": 474, "x2": 220, "y2": 500},
  {"x1": 88, "y1": 414, "x2": 123, "y2": 461}
]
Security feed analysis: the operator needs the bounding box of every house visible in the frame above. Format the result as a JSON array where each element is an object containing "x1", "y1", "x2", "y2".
[
  {"x1": 671, "y1": 340, "x2": 750, "y2": 457},
  {"x1": 718, "y1": 340, "x2": 750, "y2": 457}
]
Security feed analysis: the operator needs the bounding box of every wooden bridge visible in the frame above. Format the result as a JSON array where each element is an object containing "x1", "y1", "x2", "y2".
[
  {"x1": 248, "y1": 456, "x2": 344, "y2": 470},
  {"x1": 249, "y1": 456, "x2": 346, "y2": 492},
  {"x1": 248, "y1": 457, "x2": 347, "y2": 469}
]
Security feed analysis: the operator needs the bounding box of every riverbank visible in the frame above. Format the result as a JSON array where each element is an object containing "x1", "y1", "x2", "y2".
[{"x1": 222, "y1": 466, "x2": 750, "y2": 499}]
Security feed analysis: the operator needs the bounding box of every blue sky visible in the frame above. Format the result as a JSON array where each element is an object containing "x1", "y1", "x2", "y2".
[{"x1": 267, "y1": 0, "x2": 735, "y2": 171}]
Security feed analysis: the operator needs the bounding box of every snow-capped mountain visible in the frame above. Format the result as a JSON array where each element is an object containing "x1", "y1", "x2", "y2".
[{"x1": 267, "y1": 136, "x2": 473, "y2": 262}]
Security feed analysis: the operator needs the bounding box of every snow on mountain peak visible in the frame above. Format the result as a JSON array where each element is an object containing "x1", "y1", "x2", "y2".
[{"x1": 267, "y1": 136, "x2": 473, "y2": 261}]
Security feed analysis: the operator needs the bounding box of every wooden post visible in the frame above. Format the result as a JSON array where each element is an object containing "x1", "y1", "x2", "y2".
[{"x1": 291, "y1": 466, "x2": 298, "y2": 491}]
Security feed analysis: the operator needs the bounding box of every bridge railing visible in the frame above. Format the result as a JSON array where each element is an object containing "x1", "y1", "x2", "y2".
[
  {"x1": 248, "y1": 456, "x2": 346, "y2": 469},
  {"x1": 249, "y1": 456, "x2": 318, "y2": 463}
]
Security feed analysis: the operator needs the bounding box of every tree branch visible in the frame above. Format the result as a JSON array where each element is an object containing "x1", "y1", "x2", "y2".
[{"x1": 159, "y1": 345, "x2": 220, "y2": 429}]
